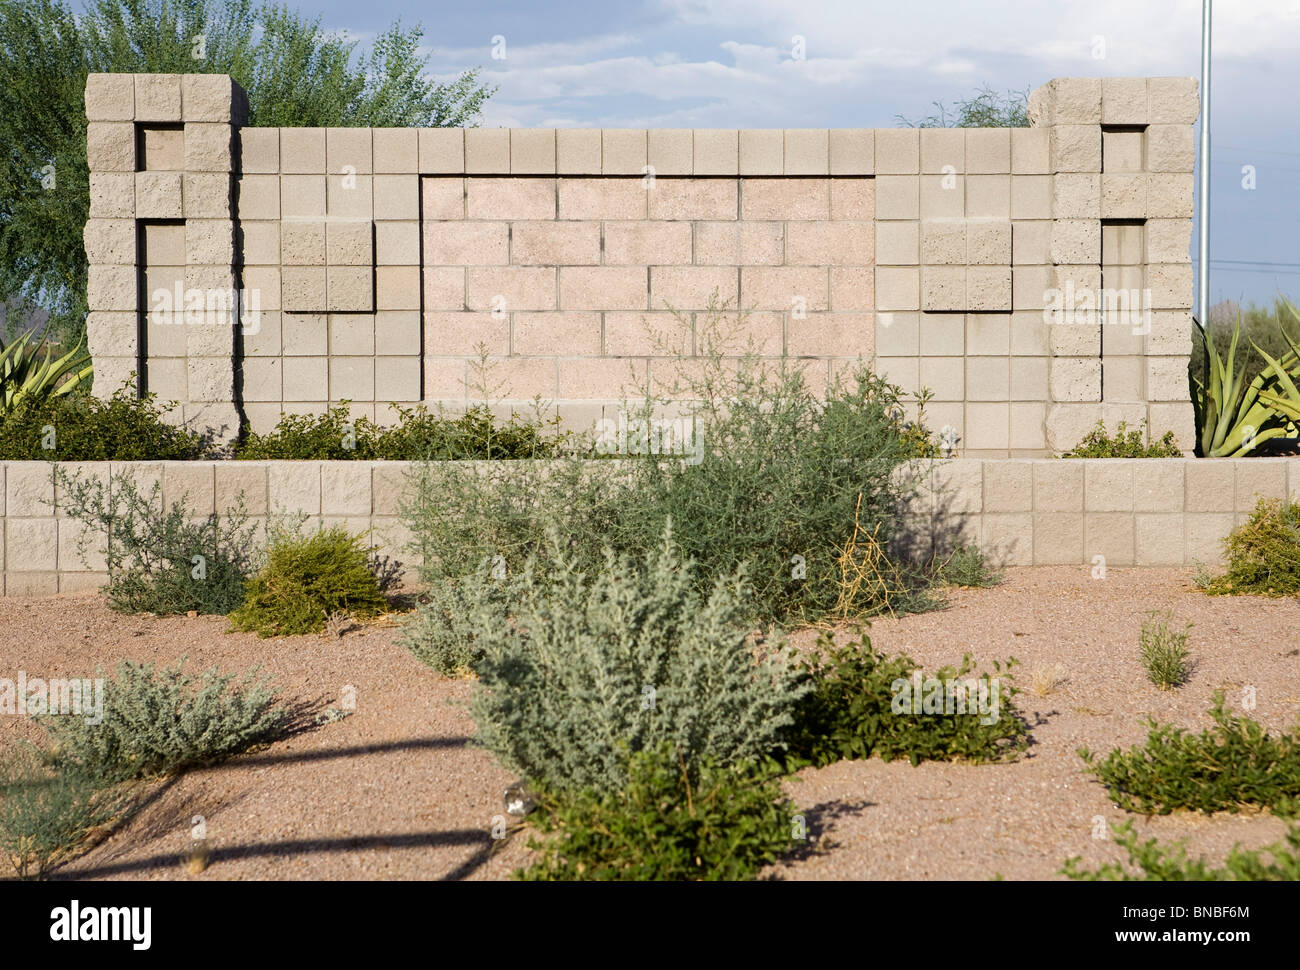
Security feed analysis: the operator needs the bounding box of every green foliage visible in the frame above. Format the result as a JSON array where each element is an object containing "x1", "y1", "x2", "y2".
[
  {"x1": 0, "y1": 382, "x2": 210, "y2": 460},
  {"x1": 898, "y1": 83, "x2": 1030, "y2": 128},
  {"x1": 1063, "y1": 820, "x2": 1300, "y2": 881},
  {"x1": 229, "y1": 524, "x2": 387, "y2": 637},
  {"x1": 785, "y1": 630, "x2": 1027, "y2": 768},
  {"x1": 403, "y1": 301, "x2": 935, "y2": 626},
  {"x1": 56, "y1": 467, "x2": 257, "y2": 614},
  {"x1": 1192, "y1": 302, "x2": 1300, "y2": 457},
  {"x1": 40, "y1": 659, "x2": 288, "y2": 784},
  {"x1": 1079, "y1": 692, "x2": 1300, "y2": 816},
  {"x1": 934, "y1": 543, "x2": 1004, "y2": 588},
  {"x1": 400, "y1": 562, "x2": 519, "y2": 675},
  {"x1": 236, "y1": 402, "x2": 565, "y2": 460},
  {"x1": 470, "y1": 526, "x2": 807, "y2": 796},
  {"x1": 518, "y1": 744, "x2": 795, "y2": 881},
  {"x1": 0, "y1": 324, "x2": 92, "y2": 411},
  {"x1": 1201, "y1": 498, "x2": 1300, "y2": 596},
  {"x1": 0, "y1": 0, "x2": 494, "y2": 338},
  {"x1": 1060, "y1": 420, "x2": 1183, "y2": 458},
  {"x1": 0, "y1": 747, "x2": 126, "y2": 879},
  {"x1": 1139, "y1": 610, "x2": 1191, "y2": 690}
]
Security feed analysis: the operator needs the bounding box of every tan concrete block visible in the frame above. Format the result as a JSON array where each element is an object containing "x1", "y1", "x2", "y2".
[
  {"x1": 7, "y1": 520, "x2": 57, "y2": 572},
  {"x1": 920, "y1": 174, "x2": 964, "y2": 219},
  {"x1": 1129, "y1": 460, "x2": 1184, "y2": 512},
  {"x1": 1146, "y1": 220, "x2": 1193, "y2": 264},
  {"x1": 244, "y1": 309, "x2": 280, "y2": 356},
  {"x1": 1085, "y1": 512, "x2": 1135, "y2": 566},
  {"x1": 597, "y1": 129, "x2": 644, "y2": 175},
  {"x1": 967, "y1": 266, "x2": 1011, "y2": 312},
  {"x1": 1146, "y1": 173, "x2": 1194, "y2": 218},
  {"x1": 739, "y1": 130, "x2": 783, "y2": 175},
  {"x1": 693, "y1": 129, "x2": 738, "y2": 175},
  {"x1": 919, "y1": 355, "x2": 963, "y2": 400},
  {"x1": 830, "y1": 266, "x2": 874, "y2": 311},
  {"x1": 329, "y1": 312, "x2": 375, "y2": 356},
  {"x1": 134, "y1": 74, "x2": 182, "y2": 121},
  {"x1": 651, "y1": 178, "x2": 737, "y2": 220},
  {"x1": 1100, "y1": 174, "x2": 1147, "y2": 218},
  {"x1": 556, "y1": 129, "x2": 600, "y2": 174},
  {"x1": 1132, "y1": 512, "x2": 1182, "y2": 565},
  {"x1": 282, "y1": 266, "x2": 327, "y2": 312},
  {"x1": 282, "y1": 313, "x2": 327, "y2": 356},
  {"x1": 789, "y1": 313, "x2": 872, "y2": 358},
  {"x1": 183, "y1": 74, "x2": 244, "y2": 123},
  {"x1": 241, "y1": 356, "x2": 281, "y2": 402},
  {"x1": 326, "y1": 127, "x2": 372, "y2": 174},
  {"x1": 875, "y1": 311, "x2": 919, "y2": 356},
  {"x1": 874, "y1": 176, "x2": 918, "y2": 220},
  {"x1": 278, "y1": 220, "x2": 325, "y2": 265},
  {"x1": 1145, "y1": 355, "x2": 1190, "y2": 402},
  {"x1": 1185, "y1": 512, "x2": 1232, "y2": 565},
  {"x1": 371, "y1": 128, "x2": 418, "y2": 173},
  {"x1": 375, "y1": 357, "x2": 421, "y2": 402},
  {"x1": 965, "y1": 128, "x2": 1011, "y2": 174},
  {"x1": 1184, "y1": 459, "x2": 1234, "y2": 512},
  {"x1": 920, "y1": 128, "x2": 964, "y2": 174},
  {"x1": 605, "y1": 221, "x2": 692, "y2": 266},
  {"x1": 921, "y1": 266, "x2": 965, "y2": 312},
  {"x1": 875, "y1": 222, "x2": 918, "y2": 266},
  {"x1": 423, "y1": 220, "x2": 507, "y2": 265},
  {"x1": 215, "y1": 464, "x2": 268, "y2": 516},
  {"x1": 785, "y1": 129, "x2": 829, "y2": 175},
  {"x1": 423, "y1": 267, "x2": 465, "y2": 310},
  {"x1": 1050, "y1": 357, "x2": 1101, "y2": 402},
  {"x1": 741, "y1": 266, "x2": 828, "y2": 312},
  {"x1": 558, "y1": 266, "x2": 645, "y2": 311},
  {"x1": 464, "y1": 128, "x2": 509, "y2": 173},
  {"x1": 184, "y1": 219, "x2": 235, "y2": 265},
  {"x1": 419, "y1": 127, "x2": 464, "y2": 173},
  {"x1": 1051, "y1": 219, "x2": 1100, "y2": 264},
  {"x1": 965, "y1": 402, "x2": 1010, "y2": 451},
  {"x1": 1102, "y1": 77, "x2": 1148, "y2": 125},
  {"x1": 513, "y1": 311, "x2": 602, "y2": 356},
  {"x1": 1146, "y1": 310, "x2": 1193, "y2": 356},
  {"x1": 1083, "y1": 460, "x2": 1135, "y2": 511},
  {"x1": 184, "y1": 123, "x2": 233, "y2": 171},
  {"x1": 829, "y1": 128, "x2": 873, "y2": 175},
  {"x1": 465, "y1": 176, "x2": 554, "y2": 220},
  {"x1": 1033, "y1": 459, "x2": 1083, "y2": 512},
  {"x1": 329, "y1": 357, "x2": 375, "y2": 401},
  {"x1": 237, "y1": 128, "x2": 278, "y2": 174},
  {"x1": 966, "y1": 175, "x2": 1011, "y2": 218},
  {"x1": 786, "y1": 222, "x2": 872, "y2": 266},
  {"x1": 135, "y1": 171, "x2": 183, "y2": 218},
  {"x1": 280, "y1": 174, "x2": 326, "y2": 218},
  {"x1": 86, "y1": 311, "x2": 137, "y2": 360},
  {"x1": 1102, "y1": 129, "x2": 1143, "y2": 174},
  {"x1": 1011, "y1": 128, "x2": 1049, "y2": 174},
  {"x1": 603, "y1": 311, "x2": 685, "y2": 356},
  {"x1": 466, "y1": 266, "x2": 556, "y2": 312},
  {"x1": 83, "y1": 219, "x2": 135, "y2": 265},
  {"x1": 966, "y1": 356, "x2": 1010, "y2": 400},
  {"x1": 88, "y1": 173, "x2": 135, "y2": 218},
  {"x1": 981, "y1": 460, "x2": 1032, "y2": 512},
  {"x1": 874, "y1": 267, "x2": 919, "y2": 312},
  {"x1": 373, "y1": 173, "x2": 419, "y2": 220},
  {"x1": 7, "y1": 462, "x2": 55, "y2": 516},
  {"x1": 831, "y1": 178, "x2": 873, "y2": 220},
  {"x1": 242, "y1": 266, "x2": 281, "y2": 312},
  {"x1": 1053, "y1": 173, "x2": 1101, "y2": 218},
  {"x1": 920, "y1": 220, "x2": 965, "y2": 265},
  {"x1": 646, "y1": 129, "x2": 691, "y2": 176},
  {"x1": 186, "y1": 357, "x2": 234, "y2": 403},
  {"x1": 1148, "y1": 78, "x2": 1199, "y2": 124},
  {"x1": 559, "y1": 177, "x2": 646, "y2": 219},
  {"x1": 510, "y1": 128, "x2": 556, "y2": 174},
  {"x1": 86, "y1": 122, "x2": 135, "y2": 171},
  {"x1": 504, "y1": 220, "x2": 596, "y2": 266},
  {"x1": 325, "y1": 220, "x2": 373, "y2": 266},
  {"x1": 1048, "y1": 317, "x2": 1100, "y2": 355},
  {"x1": 279, "y1": 127, "x2": 326, "y2": 173},
  {"x1": 85, "y1": 73, "x2": 134, "y2": 121},
  {"x1": 919, "y1": 312, "x2": 964, "y2": 356},
  {"x1": 967, "y1": 220, "x2": 1011, "y2": 265},
  {"x1": 373, "y1": 310, "x2": 419, "y2": 356},
  {"x1": 237, "y1": 175, "x2": 279, "y2": 220},
  {"x1": 327, "y1": 173, "x2": 373, "y2": 219},
  {"x1": 650, "y1": 266, "x2": 737, "y2": 310},
  {"x1": 1235, "y1": 459, "x2": 1289, "y2": 510},
  {"x1": 875, "y1": 128, "x2": 919, "y2": 174},
  {"x1": 418, "y1": 179, "x2": 463, "y2": 225},
  {"x1": 1050, "y1": 125, "x2": 1101, "y2": 173},
  {"x1": 1010, "y1": 356, "x2": 1048, "y2": 400},
  {"x1": 740, "y1": 178, "x2": 827, "y2": 220},
  {"x1": 422, "y1": 311, "x2": 507, "y2": 356},
  {"x1": 1010, "y1": 221, "x2": 1050, "y2": 266},
  {"x1": 695, "y1": 221, "x2": 784, "y2": 265},
  {"x1": 1052, "y1": 78, "x2": 1103, "y2": 125},
  {"x1": 374, "y1": 220, "x2": 419, "y2": 265},
  {"x1": 87, "y1": 265, "x2": 136, "y2": 311},
  {"x1": 183, "y1": 172, "x2": 231, "y2": 218},
  {"x1": 1147, "y1": 263, "x2": 1193, "y2": 309},
  {"x1": 376, "y1": 266, "x2": 420, "y2": 311},
  {"x1": 1010, "y1": 175, "x2": 1052, "y2": 220}
]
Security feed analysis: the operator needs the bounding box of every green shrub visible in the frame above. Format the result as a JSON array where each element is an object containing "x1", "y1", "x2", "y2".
[
  {"x1": 0, "y1": 747, "x2": 127, "y2": 879},
  {"x1": 56, "y1": 468, "x2": 257, "y2": 615},
  {"x1": 400, "y1": 561, "x2": 519, "y2": 675},
  {"x1": 0, "y1": 383, "x2": 210, "y2": 460},
  {"x1": 1079, "y1": 693, "x2": 1300, "y2": 816},
  {"x1": 518, "y1": 743, "x2": 795, "y2": 881},
  {"x1": 0, "y1": 324, "x2": 92, "y2": 412},
  {"x1": 235, "y1": 402, "x2": 566, "y2": 460},
  {"x1": 40, "y1": 659, "x2": 289, "y2": 784},
  {"x1": 934, "y1": 543, "x2": 1003, "y2": 588},
  {"x1": 470, "y1": 526, "x2": 807, "y2": 796},
  {"x1": 785, "y1": 630, "x2": 1027, "y2": 768},
  {"x1": 229, "y1": 525, "x2": 387, "y2": 637},
  {"x1": 1062, "y1": 820, "x2": 1300, "y2": 881},
  {"x1": 1139, "y1": 610, "x2": 1191, "y2": 690},
  {"x1": 1060, "y1": 420, "x2": 1183, "y2": 458},
  {"x1": 1202, "y1": 498, "x2": 1300, "y2": 596}
]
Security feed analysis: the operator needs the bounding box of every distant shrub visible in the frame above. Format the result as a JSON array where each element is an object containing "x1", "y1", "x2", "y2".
[
  {"x1": 470, "y1": 526, "x2": 807, "y2": 796},
  {"x1": 229, "y1": 525, "x2": 387, "y2": 637},
  {"x1": 1202, "y1": 498, "x2": 1300, "y2": 596},
  {"x1": 236, "y1": 402, "x2": 566, "y2": 460},
  {"x1": 1060, "y1": 420, "x2": 1183, "y2": 458},
  {"x1": 400, "y1": 561, "x2": 519, "y2": 675},
  {"x1": 1063, "y1": 820, "x2": 1300, "y2": 881},
  {"x1": 0, "y1": 383, "x2": 209, "y2": 460},
  {"x1": 40, "y1": 659, "x2": 289, "y2": 784},
  {"x1": 1080, "y1": 692, "x2": 1300, "y2": 816},
  {"x1": 518, "y1": 744, "x2": 795, "y2": 881},
  {"x1": 1139, "y1": 610, "x2": 1191, "y2": 690},
  {"x1": 56, "y1": 468, "x2": 257, "y2": 615},
  {"x1": 934, "y1": 543, "x2": 1003, "y2": 588},
  {"x1": 785, "y1": 630, "x2": 1027, "y2": 768}
]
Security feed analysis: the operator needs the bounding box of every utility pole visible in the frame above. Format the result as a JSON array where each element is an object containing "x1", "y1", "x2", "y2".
[{"x1": 1197, "y1": 0, "x2": 1211, "y2": 326}]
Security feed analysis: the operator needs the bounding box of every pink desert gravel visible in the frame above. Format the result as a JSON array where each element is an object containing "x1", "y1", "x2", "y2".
[{"x1": 1, "y1": 565, "x2": 1297, "y2": 881}]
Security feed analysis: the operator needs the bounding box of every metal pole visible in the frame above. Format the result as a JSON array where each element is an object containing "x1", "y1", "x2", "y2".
[{"x1": 1197, "y1": 0, "x2": 1212, "y2": 326}]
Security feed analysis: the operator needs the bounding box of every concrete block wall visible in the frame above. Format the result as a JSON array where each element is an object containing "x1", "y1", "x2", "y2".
[
  {"x1": 4, "y1": 457, "x2": 1294, "y2": 595},
  {"x1": 83, "y1": 73, "x2": 1198, "y2": 456}
]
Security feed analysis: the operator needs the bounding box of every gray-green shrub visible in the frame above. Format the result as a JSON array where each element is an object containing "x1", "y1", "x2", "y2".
[
  {"x1": 470, "y1": 525, "x2": 808, "y2": 796},
  {"x1": 400, "y1": 559, "x2": 520, "y2": 675}
]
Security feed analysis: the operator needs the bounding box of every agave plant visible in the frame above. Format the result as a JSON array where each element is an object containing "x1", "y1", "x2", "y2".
[
  {"x1": 0, "y1": 326, "x2": 94, "y2": 413},
  {"x1": 1192, "y1": 302, "x2": 1300, "y2": 457}
]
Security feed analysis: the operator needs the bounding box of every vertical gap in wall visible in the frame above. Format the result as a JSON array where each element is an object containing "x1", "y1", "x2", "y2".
[
  {"x1": 134, "y1": 217, "x2": 148, "y2": 397},
  {"x1": 415, "y1": 175, "x2": 427, "y2": 403},
  {"x1": 231, "y1": 133, "x2": 247, "y2": 438}
]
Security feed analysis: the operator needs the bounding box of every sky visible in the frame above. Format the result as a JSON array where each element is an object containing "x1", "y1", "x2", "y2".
[{"x1": 128, "y1": 0, "x2": 1300, "y2": 305}]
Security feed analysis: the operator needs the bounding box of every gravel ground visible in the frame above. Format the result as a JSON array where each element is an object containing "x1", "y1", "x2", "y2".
[{"x1": 1, "y1": 565, "x2": 1297, "y2": 881}]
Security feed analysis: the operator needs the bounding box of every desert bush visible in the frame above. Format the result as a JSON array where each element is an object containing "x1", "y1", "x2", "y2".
[
  {"x1": 0, "y1": 324, "x2": 92, "y2": 412},
  {"x1": 470, "y1": 526, "x2": 807, "y2": 796},
  {"x1": 1139, "y1": 611, "x2": 1191, "y2": 689},
  {"x1": 56, "y1": 468, "x2": 257, "y2": 615},
  {"x1": 784, "y1": 630, "x2": 1027, "y2": 768},
  {"x1": 0, "y1": 747, "x2": 126, "y2": 879},
  {"x1": 518, "y1": 743, "x2": 795, "y2": 881},
  {"x1": 40, "y1": 659, "x2": 289, "y2": 784},
  {"x1": 0, "y1": 383, "x2": 210, "y2": 460},
  {"x1": 236, "y1": 402, "x2": 566, "y2": 460},
  {"x1": 229, "y1": 525, "x2": 387, "y2": 637},
  {"x1": 933, "y1": 543, "x2": 1003, "y2": 588},
  {"x1": 1062, "y1": 820, "x2": 1300, "y2": 881},
  {"x1": 1060, "y1": 420, "x2": 1182, "y2": 458},
  {"x1": 1201, "y1": 498, "x2": 1300, "y2": 596},
  {"x1": 1079, "y1": 692, "x2": 1300, "y2": 816},
  {"x1": 400, "y1": 561, "x2": 520, "y2": 675}
]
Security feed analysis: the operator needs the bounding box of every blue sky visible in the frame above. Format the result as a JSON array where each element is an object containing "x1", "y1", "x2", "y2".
[{"x1": 161, "y1": 1, "x2": 1300, "y2": 305}]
